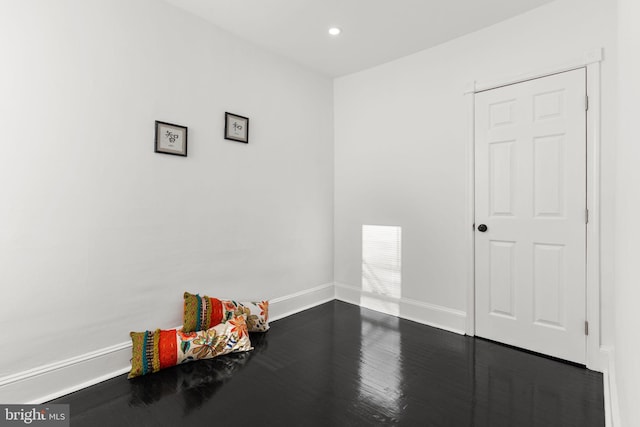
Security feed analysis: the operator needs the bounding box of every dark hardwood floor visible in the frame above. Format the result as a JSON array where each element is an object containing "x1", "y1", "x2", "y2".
[{"x1": 50, "y1": 300, "x2": 604, "y2": 426}]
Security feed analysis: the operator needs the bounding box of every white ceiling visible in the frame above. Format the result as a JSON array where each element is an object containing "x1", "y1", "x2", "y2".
[{"x1": 164, "y1": 0, "x2": 555, "y2": 77}]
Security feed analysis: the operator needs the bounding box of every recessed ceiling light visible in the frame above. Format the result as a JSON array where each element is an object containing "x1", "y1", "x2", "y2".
[{"x1": 328, "y1": 27, "x2": 341, "y2": 36}]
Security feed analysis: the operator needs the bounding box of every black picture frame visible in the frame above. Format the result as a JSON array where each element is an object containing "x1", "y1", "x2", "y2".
[
  {"x1": 224, "y1": 112, "x2": 249, "y2": 143},
  {"x1": 155, "y1": 121, "x2": 188, "y2": 157}
]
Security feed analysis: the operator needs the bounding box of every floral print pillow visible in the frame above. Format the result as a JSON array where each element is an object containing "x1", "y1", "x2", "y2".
[
  {"x1": 128, "y1": 315, "x2": 252, "y2": 379},
  {"x1": 183, "y1": 292, "x2": 269, "y2": 333}
]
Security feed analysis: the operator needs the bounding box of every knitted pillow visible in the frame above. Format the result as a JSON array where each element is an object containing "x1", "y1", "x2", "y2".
[
  {"x1": 182, "y1": 292, "x2": 269, "y2": 333},
  {"x1": 128, "y1": 315, "x2": 252, "y2": 379}
]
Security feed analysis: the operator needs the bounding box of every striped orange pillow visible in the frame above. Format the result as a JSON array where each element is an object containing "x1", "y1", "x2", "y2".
[
  {"x1": 182, "y1": 292, "x2": 269, "y2": 333},
  {"x1": 128, "y1": 315, "x2": 252, "y2": 379}
]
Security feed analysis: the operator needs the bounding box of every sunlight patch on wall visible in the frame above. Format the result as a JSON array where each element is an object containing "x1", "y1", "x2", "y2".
[{"x1": 362, "y1": 225, "x2": 402, "y2": 300}]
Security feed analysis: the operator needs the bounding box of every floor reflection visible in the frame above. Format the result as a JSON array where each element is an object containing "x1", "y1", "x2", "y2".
[
  {"x1": 128, "y1": 332, "x2": 268, "y2": 412},
  {"x1": 471, "y1": 337, "x2": 601, "y2": 427},
  {"x1": 52, "y1": 301, "x2": 603, "y2": 427},
  {"x1": 357, "y1": 309, "x2": 403, "y2": 424}
]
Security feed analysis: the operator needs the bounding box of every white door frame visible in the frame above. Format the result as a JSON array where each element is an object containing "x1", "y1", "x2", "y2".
[{"x1": 464, "y1": 48, "x2": 604, "y2": 372}]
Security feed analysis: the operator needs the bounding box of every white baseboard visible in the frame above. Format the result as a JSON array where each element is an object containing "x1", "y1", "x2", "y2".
[
  {"x1": 334, "y1": 282, "x2": 467, "y2": 335},
  {"x1": 0, "y1": 282, "x2": 336, "y2": 404},
  {"x1": 269, "y1": 282, "x2": 335, "y2": 322},
  {"x1": 0, "y1": 342, "x2": 132, "y2": 404},
  {"x1": 601, "y1": 346, "x2": 621, "y2": 427}
]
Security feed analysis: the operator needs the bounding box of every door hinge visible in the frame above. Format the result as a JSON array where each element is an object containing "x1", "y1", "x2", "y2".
[
  {"x1": 585, "y1": 95, "x2": 589, "y2": 111},
  {"x1": 585, "y1": 208, "x2": 589, "y2": 224},
  {"x1": 585, "y1": 321, "x2": 589, "y2": 336}
]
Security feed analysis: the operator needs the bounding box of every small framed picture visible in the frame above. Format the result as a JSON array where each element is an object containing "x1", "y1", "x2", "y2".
[
  {"x1": 225, "y1": 112, "x2": 249, "y2": 143},
  {"x1": 155, "y1": 121, "x2": 188, "y2": 156}
]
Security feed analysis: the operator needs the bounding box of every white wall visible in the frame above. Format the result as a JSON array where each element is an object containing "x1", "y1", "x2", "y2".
[
  {"x1": 0, "y1": 0, "x2": 629, "y2": 411},
  {"x1": 334, "y1": 0, "x2": 616, "y2": 344},
  {"x1": 0, "y1": 0, "x2": 333, "y2": 385},
  {"x1": 615, "y1": 0, "x2": 640, "y2": 424}
]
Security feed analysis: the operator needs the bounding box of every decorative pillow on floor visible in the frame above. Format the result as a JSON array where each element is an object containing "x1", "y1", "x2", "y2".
[
  {"x1": 128, "y1": 315, "x2": 252, "y2": 379},
  {"x1": 182, "y1": 292, "x2": 269, "y2": 333}
]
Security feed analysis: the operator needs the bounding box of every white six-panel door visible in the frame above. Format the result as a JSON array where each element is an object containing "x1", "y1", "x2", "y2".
[{"x1": 474, "y1": 68, "x2": 587, "y2": 364}]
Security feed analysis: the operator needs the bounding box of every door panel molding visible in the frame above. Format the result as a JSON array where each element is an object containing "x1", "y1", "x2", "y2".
[
  {"x1": 464, "y1": 48, "x2": 604, "y2": 371},
  {"x1": 475, "y1": 69, "x2": 586, "y2": 363}
]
